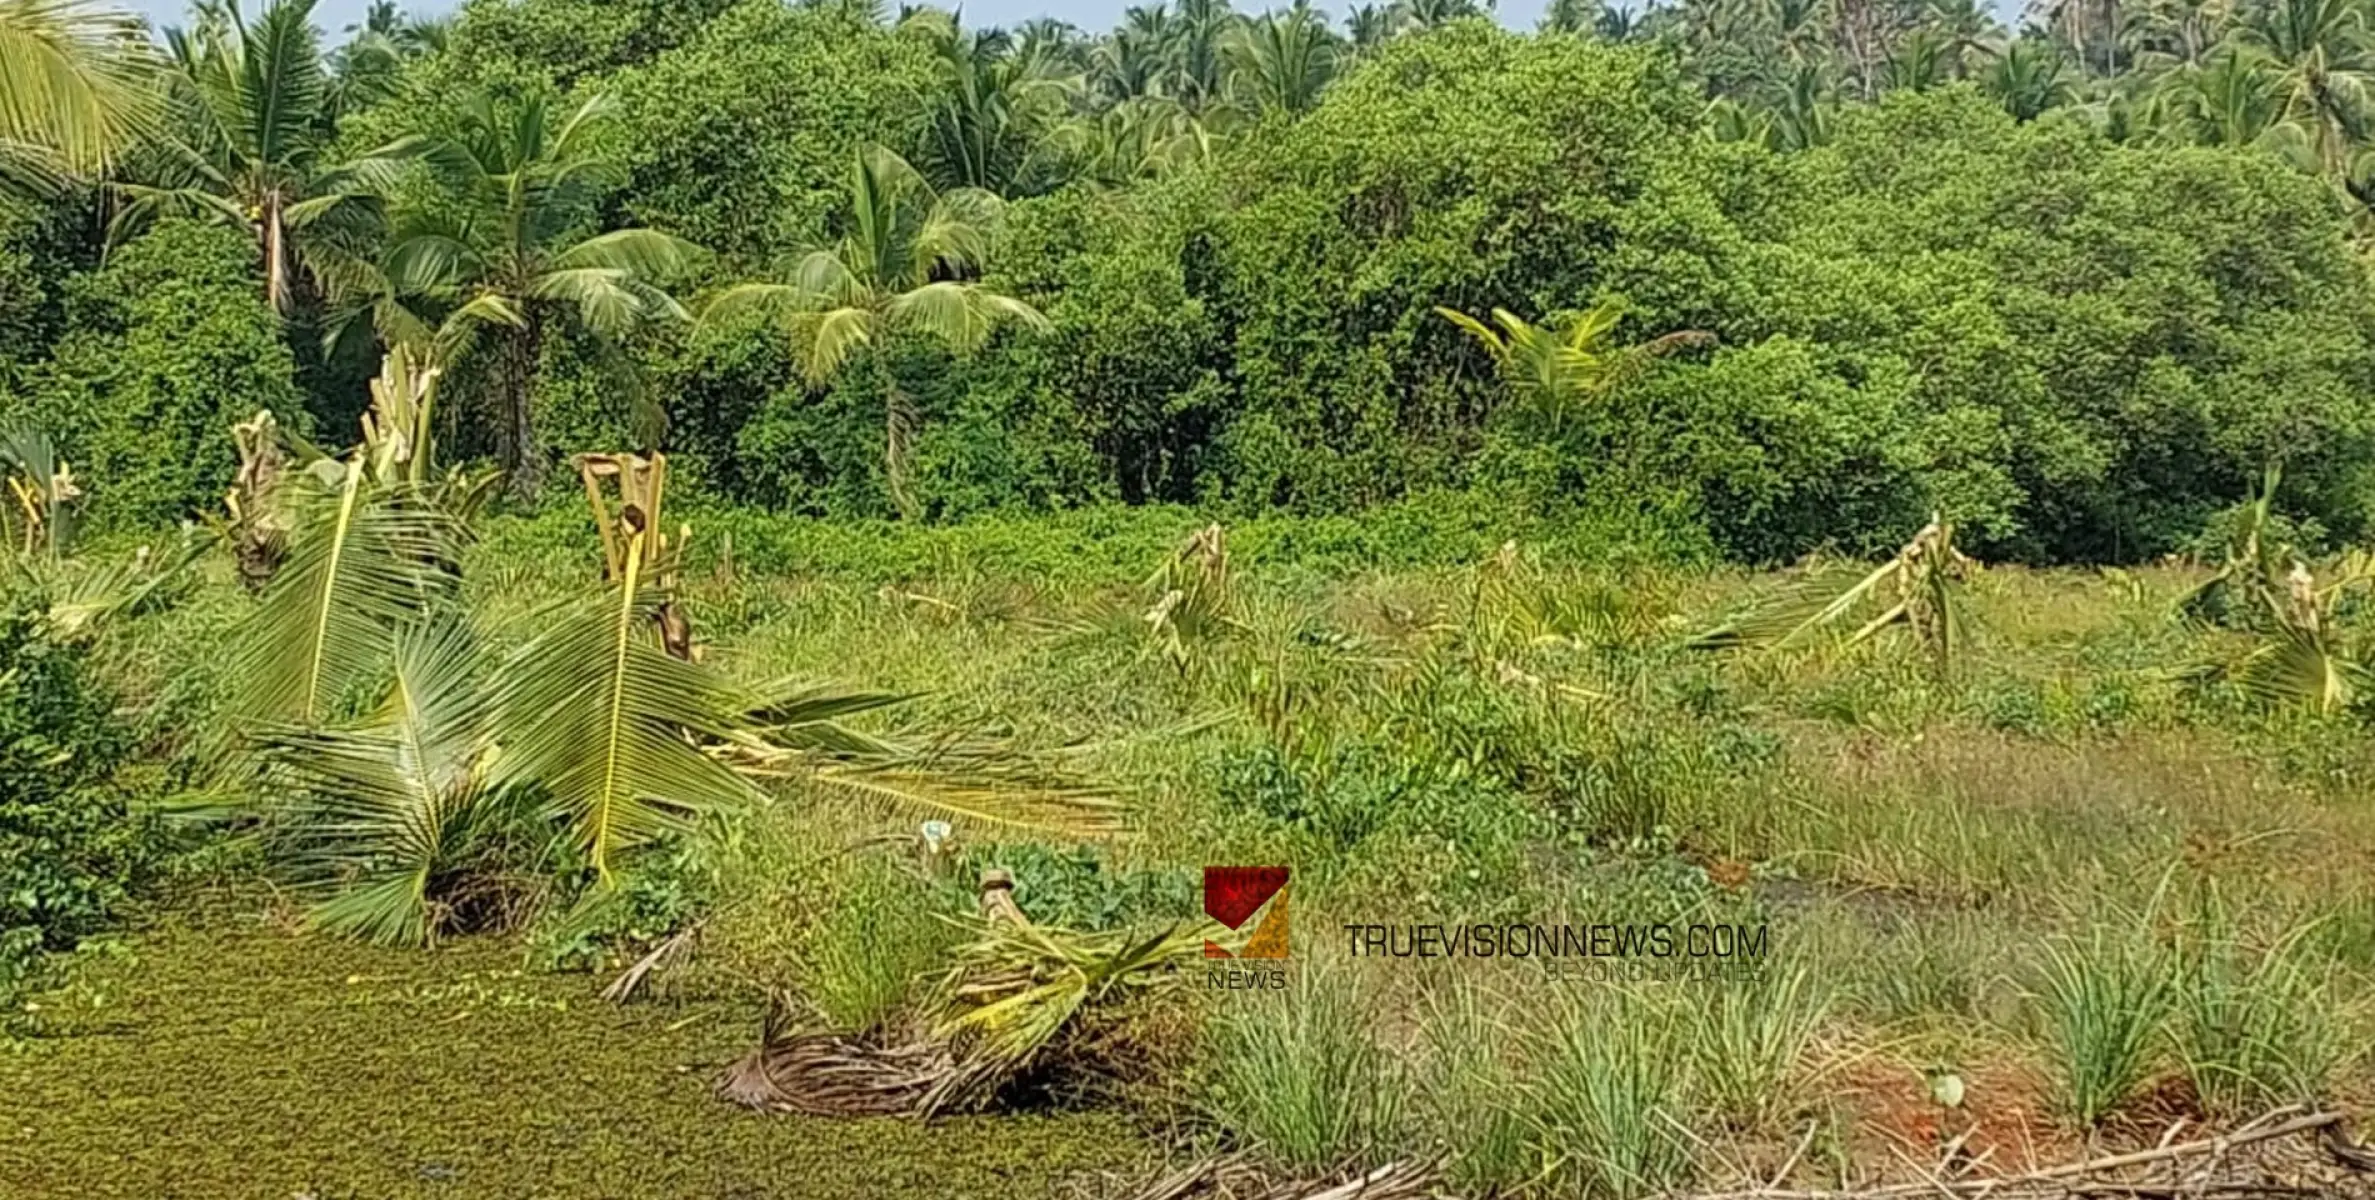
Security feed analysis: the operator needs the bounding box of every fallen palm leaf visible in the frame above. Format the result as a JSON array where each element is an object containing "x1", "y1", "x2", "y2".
[
  {"x1": 920, "y1": 916, "x2": 1211, "y2": 1114},
  {"x1": 1692, "y1": 515, "x2": 1975, "y2": 673}
]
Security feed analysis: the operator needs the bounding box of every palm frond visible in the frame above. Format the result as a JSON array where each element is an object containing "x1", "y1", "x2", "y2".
[
  {"x1": 0, "y1": 0, "x2": 161, "y2": 177},
  {"x1": 552, "y1": 227, "x2": 702, "y2": 281},
  {"x1": 231, "y1": 460, "x2": 461, "y2": 726},
  {"x1": 922, "y1": 918, "x2": 1208, "y2": 1112},
  {"x1": 263, "y1": 616, "x2": 493, "y2": 945},
  {"x1": 888, "y1": 280, "x2": 1049, "y2": 356},
  {"x1": 487, "y1": 572, "x2": 766, "y2": 881}
]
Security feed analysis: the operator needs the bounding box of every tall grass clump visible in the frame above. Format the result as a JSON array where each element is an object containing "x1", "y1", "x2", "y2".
[
  {"x1": 1416, "y1": 979, "x2": 1534, "y2": 1191},
  {"x1": 2036, "y1": 931, "x2": 2171, "y2": 1128},
  {"x1": 1201, "y1": 963, "x2": 1403, "y2": 1171},
  {"x1": 2172, "y1": 919, "x2": 2350, "y2": 1117},
  {"x1": 1532, "y1": 987, "x2": 1697, "y2": 1199},
  {"x1": 1689, "y1": 965, "x2": 1831, "y2": 1132},
  {"x1": 795, "y1": 853, "x2": 957, "y2": 1034}
]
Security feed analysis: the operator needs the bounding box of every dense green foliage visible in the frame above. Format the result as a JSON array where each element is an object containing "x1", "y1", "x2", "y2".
[
  {"x1": 0, "y1": 220, "x2": 302, "y2": 528},
  {"x1": 0, "y1": 596, "x2": 152, "y2": 999},
  {"x1": 4, "y1": 1, "x2": 2375, "y2": 560}
]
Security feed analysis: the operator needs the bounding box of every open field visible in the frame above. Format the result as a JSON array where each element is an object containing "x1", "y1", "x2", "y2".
[{"x1": 14, "y1": 508, "x2": 2375, "y2": 1196}]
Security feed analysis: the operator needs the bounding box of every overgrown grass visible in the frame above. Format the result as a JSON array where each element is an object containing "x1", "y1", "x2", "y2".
[
  {"x1": 1533, "y1": 987, "x2": 1697, "y2": 1199},
  {"x1": 1199, "y1": 963, "x2": 1405, "y2": 1170},
  {"x1": 31, "y1": 510, "x2": 2375, "y2": 1196},
  {"x1": 2036, "y1": 929, "x2": 2172, "y2": 1128}
]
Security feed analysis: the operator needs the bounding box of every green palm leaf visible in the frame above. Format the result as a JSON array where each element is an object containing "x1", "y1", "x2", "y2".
[
  {"x1": 0, "y1": 0, "x2": 159, "y2": 179},
  {"x1": 265, "y1": 616, "x2": 492, "y2": 945},
  {"x1": 231, "y1": 460, "x2": 461, "y2": 726},
  {"x1": 488, "y1": 564, "x2": 766, "y2": 881}
]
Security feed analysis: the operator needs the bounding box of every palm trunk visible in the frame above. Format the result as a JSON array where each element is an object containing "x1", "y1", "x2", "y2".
[
  {"x1": 882, "y1": 355, "x2": 918, "y2": 520},
  {"x1": 261, "y1": 193, "x2": 289, "y2": 316},
  {"x1": 501, "y1": 312, "x2": 546, "y2": 500}
]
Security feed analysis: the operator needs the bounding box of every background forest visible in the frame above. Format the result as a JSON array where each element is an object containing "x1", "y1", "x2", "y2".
[{"x1": 6, "y1": 0, "x2": 2375, "y2": 564}]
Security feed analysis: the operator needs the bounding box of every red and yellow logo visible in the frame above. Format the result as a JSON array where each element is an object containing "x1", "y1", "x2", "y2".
[{"x1": 1203, "y1": 866, "x2": 1289, "y2": 958}]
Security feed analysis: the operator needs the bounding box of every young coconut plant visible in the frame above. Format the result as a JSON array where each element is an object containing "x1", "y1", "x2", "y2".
[
  {"x1": 1692, "y1": 513, "x2": 1978, "y2": 675},
  {"x1": 2177, "y1": 470, "x2": 2375, "y2": 715},
  {"x1": 236, "y1": 353, "x2": 1119, "y2": 944}
]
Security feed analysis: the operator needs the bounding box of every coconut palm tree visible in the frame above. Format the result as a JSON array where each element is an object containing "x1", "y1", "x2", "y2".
[
  {"x1": 702, "y1": 146, "x2": 1047, "y2": 519},
  {"x1": 1057, "y1": 94, "x2": 1222, "y2": 183},
  {"x1": 325, "y1": 0, "x2": 445, "y2": 119},
  {"x1": 1166, "y1": 0, "x2": 1236, "y2": 110},
  {"x1": 1983, "y1": 38, "x2": 2080, "y2": 120},
  {"x1": 2152, "y1": 45, "x2": 2292, "y2": 148},
  {"x1": 1225, "y1": 1, "x2": 1339, "y2": 115},
  {"x1": 1091, "y1": 21, "x2": 1171, "y2": 101},
  {"x1": 351, "y1": 91, "x2": 699, "y2": 496},
  {"x1": 1539, "y1": 0, "x2": 1602, "y2": 33},
  {"x1": 115, "y1": 0, "x2": 413, "y2": 316},
  {"x1": 1392, "y1": 0, "x2": 1491, "y2": 32},
  {"x1": 906, "y1": 13, "x2": 1072, "y2": 196},
  {"x1": 2236, "y1": 0, "x2": 2375, "y2": 176},
  {"x1": 1435, "y1": 298, "x2": 1711, "y2": 433},
  {"x1": 0, "y1": 0, "x2": 160, "y2": 187}
]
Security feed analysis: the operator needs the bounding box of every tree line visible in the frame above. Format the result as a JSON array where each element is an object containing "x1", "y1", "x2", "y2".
[{"x1": 2, "y1": 0, "x2": 2375, "y2": 562}]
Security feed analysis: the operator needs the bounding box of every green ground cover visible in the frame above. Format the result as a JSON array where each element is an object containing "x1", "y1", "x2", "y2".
[{"x1": 1, "y1": 896, "x2": 1143, "y2": 1198}]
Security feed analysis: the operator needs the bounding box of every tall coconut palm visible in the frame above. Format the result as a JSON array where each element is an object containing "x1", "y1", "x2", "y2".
[
  {"x1": 2152, "y1": 45, "x2": 2291, "y2": 148},
  {"x1": 1225, "y1": 1, "x2": 1339, "y2": 115},
  {"x1": 1538, "y1": 0, "x2": 1603, "y2": 33},
  {"x1": 116, "y1": 0, "x2": 411, "y2": 316},
  {"x1": 1983, "y1": 37, "x2": 2080, "y2": 120},
  {"x1": 906, "y1": 13, "x2": 1072, "y2": 196},
  {"x1": 325, "y1": 0, "x2": 445, "y2": 119},
  {"x1": 1057, "y1": 94, "x2": 1222, "y2": 183},
  {"x1": 1091, "y1": 19, "x2": 1172, "y2": 102},
  {"x1": 1392, "y1": 0, "x2": 1492, "y2": 32},
  {"x1": 0, "y1": 0, "x2": 160, "y2": 187},
  {"x1": 354, "y1": 91, "x2": 698, "y2": 496},
  {"x1": 1167, "y1": 0, "x2": 1236, "y2": 110},
  {"x1": 2236, "y1": 0, "x2": 2375, "y2": 176},
  {"x1": 702, "y1": 146, "x2": 1048, "y2": 519}
]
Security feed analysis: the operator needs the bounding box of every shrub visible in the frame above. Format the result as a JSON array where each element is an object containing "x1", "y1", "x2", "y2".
[{"x1": 0, "y1": 595, "x2": 156, "y2": 1002}]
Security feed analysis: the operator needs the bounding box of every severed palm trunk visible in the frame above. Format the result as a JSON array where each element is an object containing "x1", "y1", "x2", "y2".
[{"x1": 261, "y1": 191, "x2": 290, "y2": 316}]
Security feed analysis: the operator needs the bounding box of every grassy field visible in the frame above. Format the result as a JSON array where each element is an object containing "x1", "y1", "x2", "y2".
[{"x1": 14, "y1": 509, "x2": 2375, "y2": 1197}]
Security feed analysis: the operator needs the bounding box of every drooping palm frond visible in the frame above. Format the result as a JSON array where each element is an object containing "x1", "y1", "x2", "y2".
[
  {"x1": 231, "y1": 459, "x2": 462, "y2": 726},
  {"x1": 487, "y1": 572, "x2": 767, "y2": 882},
  {"x1": 0, "y1": 0, "x2": 160, "y2": 181},
  {"x1": 1691, "y1": 515, "x2": 1976, "y2": 673},
  {"x1": 264, "y1": 616, "x2": 496, "y2": 945},
  {"x1": 2231, "y1": 621, "x2": 2366, "y2": 715},
  {"x1": 718, "y1": 683, "x2": 1128, "y2": 838},
  {"x1": 17, "y1": 531, "x2": 204, "y2": 642}
]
